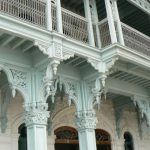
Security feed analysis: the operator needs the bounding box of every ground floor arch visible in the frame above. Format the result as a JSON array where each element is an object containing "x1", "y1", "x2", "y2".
[{"x1": 54, "y1": 126, "x2": 112, "y2": 150}]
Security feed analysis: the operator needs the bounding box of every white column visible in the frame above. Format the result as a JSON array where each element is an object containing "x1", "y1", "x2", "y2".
[
  {"x1": 90, "y1": 0, "x2": 102, "y2": 48},
  {"x1": 75, "y1": 110, "x2": 97, "y2": 150},
  {"x1": 83, "y1": 0, "x2": 95, "y2": 47},
  {"x1": 24, "y1": 102, "x2": 49, "y2": 150},
  {"x1": 104, "y1": 0, "x2": 117, "y2": 44},
  {"x1": 46, "y1": 0, "x2": 52, "y2": 31},
  {"x1": 112, "y1": 0, "x2": 125, "y2": 45},
  {"x1": 56, "y1": 0, "x2": 63, "y2": 34}
]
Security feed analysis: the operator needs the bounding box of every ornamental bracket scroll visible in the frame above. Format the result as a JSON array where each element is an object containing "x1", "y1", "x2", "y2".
[
  {"x1": 87, "y1": 56, "x2": 118, "y2": 108},
  {"x1": 43, "y1": 59, "x2": 60, "y2": 102},
  {"x1": 34, "y1": 40, "x2": 75, "y2": 61}
]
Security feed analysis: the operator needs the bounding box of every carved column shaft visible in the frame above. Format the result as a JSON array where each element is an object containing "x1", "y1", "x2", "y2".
[
  {"x1": 75, "y1": 110, "x2": 97, "y2": 150},
  {"x1": 24, "y1": 102, "x2": 49, "y2": 150}
]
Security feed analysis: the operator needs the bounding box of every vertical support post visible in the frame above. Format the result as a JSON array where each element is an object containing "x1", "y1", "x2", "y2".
[
  {"x1": 75, "y1": 110, "x2": 97, "y2": 150},
  {"x1": 46, "y1": 0, "x2": 52, "y2": 31},
  {"x1": 112, "y1": 0, "x2": 125, "y2": 45},
  {"x1": 56, "y1": 0, "x2": 63, "y2": 34},
  {"x1": 104, "y1": 0, "x2": 117, "y2": 44},
  {"x1": 83, "y1": 0, "x2": 95, "y2": 47},
  {"x1": 24, "y1": 102, "x2": 49, "y2": 150},
  {"x1": 90, "y1": 0, "x2": 102, "y2": 48}
]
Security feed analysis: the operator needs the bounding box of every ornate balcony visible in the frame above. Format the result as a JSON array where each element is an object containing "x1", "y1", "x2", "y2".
[{"x1": 0, "y1": 0, "x2": 150, "y2": 58}]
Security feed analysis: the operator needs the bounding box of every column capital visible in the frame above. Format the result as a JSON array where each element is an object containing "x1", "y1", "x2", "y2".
[
  {"x1": 75, "y1": 110, "x2": 98, "y2": 131},
  {"x1": 24, "y1": 102, "x2": 50, "y2": 126}
]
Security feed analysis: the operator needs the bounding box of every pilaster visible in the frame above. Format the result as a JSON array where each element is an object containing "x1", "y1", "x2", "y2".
[{"x1": 24, "y1": 102, "x2": 49, "y2": 150}]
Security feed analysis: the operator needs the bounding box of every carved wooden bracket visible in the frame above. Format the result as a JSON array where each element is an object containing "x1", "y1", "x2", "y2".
[{"x1": 34, "y1": 40, "x2": 75, "y2": 61}]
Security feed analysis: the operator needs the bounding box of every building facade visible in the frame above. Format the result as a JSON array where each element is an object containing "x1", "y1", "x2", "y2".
[{"x1": 0, "y1": 0, "x2": 150, "y2": 150}]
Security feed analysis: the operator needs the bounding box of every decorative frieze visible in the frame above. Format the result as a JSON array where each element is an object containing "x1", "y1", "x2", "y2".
[
  {"x1": 75, "y1": 110, "x2": 98, "y2": 131},
  {"x1": 24, "y1": 102, "x2": 50, "y2": 126}
]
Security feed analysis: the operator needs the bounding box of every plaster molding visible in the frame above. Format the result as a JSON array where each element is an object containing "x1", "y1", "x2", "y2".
[
  {"x1": 24, "y1": 102, "x2": 49, "y2": 126},
  {"x1": 75, "y1": 110, "x2": 98, "y2": 131}
]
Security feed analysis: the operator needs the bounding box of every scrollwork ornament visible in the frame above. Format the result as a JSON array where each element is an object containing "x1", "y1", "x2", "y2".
[{"x1": 62, "y1": 78, "x2": 78, "y2": 107}]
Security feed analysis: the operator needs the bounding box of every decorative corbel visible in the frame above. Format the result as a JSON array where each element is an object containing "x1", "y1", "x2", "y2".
[
  {"x1": 92, "y1": 74, "x2": 107, "y2": 108},
  {"x1": 88, "y1": 57, "x2": 118, "y2": 109},
  {"x1": 43, "y1": 59, "x2": 60, "y2": 102}
]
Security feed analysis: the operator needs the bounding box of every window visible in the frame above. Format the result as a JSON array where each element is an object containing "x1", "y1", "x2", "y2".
[{"x1": 124, "y1": 132, "x2": 134, "y2": 150}]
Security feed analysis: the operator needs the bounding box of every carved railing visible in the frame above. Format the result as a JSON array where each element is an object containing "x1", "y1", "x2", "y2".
[
  {"x1": 121, "y1": 22, "x2": 150, "y2": 56},
  {"x1": 98, "y1": 19, "x2": 150, "y2": 56},
  {"x1": 0, "y1": 0, "x2": 46, "y2": 27},
  {"x1": 61, "y1": 8, "x2": 88, "y2": 43}
]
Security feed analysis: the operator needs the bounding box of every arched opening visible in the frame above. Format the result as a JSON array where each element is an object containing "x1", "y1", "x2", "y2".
[
  {"x1": 18, "y1": 123, "x2": 27, "y2": 150},
  {"x1": 96, "y1": 129, "x2": 111, "y2": 150},
  {"x1": 124, "y1": 132, "x2": 134, "y2": 150},
  {"x1": 54, "y1": 127, "x2": 112, "y2": 150},
  {"x1": 54, "y1": 126, "x2": 79, "y2": 150}
]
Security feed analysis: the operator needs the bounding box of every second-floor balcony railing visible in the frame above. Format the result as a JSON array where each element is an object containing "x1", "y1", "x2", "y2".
[
  {"x1": 0, "y1": 0, "x2": 150, "y2": 57},
  {"x1": 0, "y1": 0, "x2": 88, "y2": 43},
  {"x1": 98, "y1": 19, "x2": 150, "y2": 57}
]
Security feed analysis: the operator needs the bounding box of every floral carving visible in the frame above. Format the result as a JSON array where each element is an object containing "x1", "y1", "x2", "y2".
[
  {"x1": 10, "y1": 69, "x2": 27, "y2": 90},
  {"x1": 75, "y1": 110, "x2": 98, "y2": 131}
]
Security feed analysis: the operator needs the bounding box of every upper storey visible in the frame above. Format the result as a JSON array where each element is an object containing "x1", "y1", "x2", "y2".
[{"x1": 0, "y1": 0, "x2": 150, "y2": 69}]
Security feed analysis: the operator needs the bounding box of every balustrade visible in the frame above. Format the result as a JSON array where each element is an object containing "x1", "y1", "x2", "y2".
[
  {"x1": 121, "y1": 22, "x2": 150, "y2": 56},
  {"x1": 0, "y1": 0, "x2": 150, "y2": 56},
  {"x1": 98, "y1": 19, "x2": 150, "y2": 56},
  {"x1": 0, "y1": 0, "x2": 46, "y2": 27}
]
